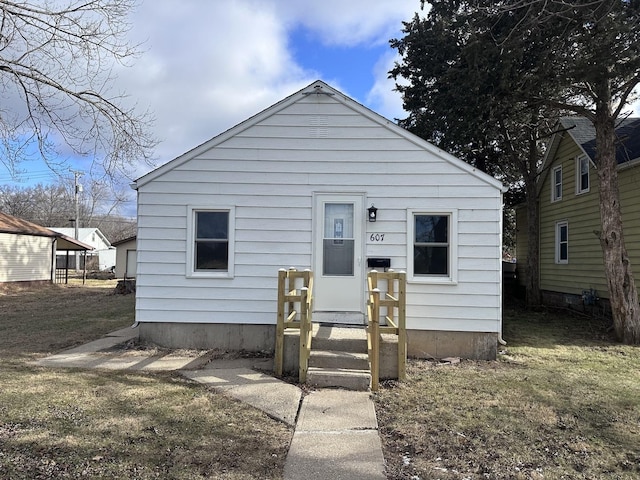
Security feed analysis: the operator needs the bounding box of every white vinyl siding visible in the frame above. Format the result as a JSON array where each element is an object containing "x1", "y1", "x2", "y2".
[{"x1": 135, "y1": 87, "x2": 502, "y2": 333}]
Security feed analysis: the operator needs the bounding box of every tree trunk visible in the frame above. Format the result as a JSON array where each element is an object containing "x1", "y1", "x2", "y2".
[
  {"x1": 595, "y1": 112, "x2": 640, "y2": 344},
  {"x1": 524, "y1": 182, "x2": 541, "y2": 306},
  {"x1": 522, "y1": 129, "x2": 541, "y2": 306}
]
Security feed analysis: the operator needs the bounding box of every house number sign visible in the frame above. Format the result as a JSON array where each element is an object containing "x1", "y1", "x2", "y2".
[{"x1": 369, "y1": 233, "x2": 385, "y2": 242}]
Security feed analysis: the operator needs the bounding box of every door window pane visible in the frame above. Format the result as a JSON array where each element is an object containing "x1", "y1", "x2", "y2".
[{"x1": 323, "y1": 203, "x2": 354, "y2": 276}]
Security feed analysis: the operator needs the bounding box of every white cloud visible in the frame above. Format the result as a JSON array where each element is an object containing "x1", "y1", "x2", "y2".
[
  {"x1": 111, "y1": 0, "x2": 421, "y2": 178},
  {"x1": 366, "y1": 50, "x2": 409, "y2": 122},
  {"x1": 273, "y1": 0, "x2": 419, "y2": 46}
]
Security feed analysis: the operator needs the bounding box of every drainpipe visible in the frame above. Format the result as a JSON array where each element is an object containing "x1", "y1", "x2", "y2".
[{"x1": 499, "y1": 187, "x2": 507, "y2": 348}]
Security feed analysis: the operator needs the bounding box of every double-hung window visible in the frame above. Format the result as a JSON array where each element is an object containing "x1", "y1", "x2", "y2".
[
  {"x1": 552, "y1": 165, "x2": 562, "y2": 202},
  {"x1": 555, "y1": 221, "x2": 568, "y2": 264},
  {"x1": 408, "y1": 210, "x2": 457, "y2": 283},
  {"x1": 576, "y1": 155, "x2": 590, "y2": 194},
  {"x1": 187, "y1": 207, "x2": 234, "y2": 277}
]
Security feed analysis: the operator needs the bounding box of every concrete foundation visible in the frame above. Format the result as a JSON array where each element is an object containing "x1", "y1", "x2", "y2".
[
  {"x1": 407, "y1": 329, "x2": 498, "y2": 360},
  {"x1": 139, "y1": 322, "x2": 275, "y2": 352},
  {"x1": 541, "y1": 290, "x2": 611, "y2": 319},
  {"x1": 138, "y1": 323, "x2": 498, "y2": 364}
]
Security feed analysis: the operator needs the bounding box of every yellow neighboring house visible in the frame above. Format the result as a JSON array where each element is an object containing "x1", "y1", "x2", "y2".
[{"x1": 516, "y1": 116, "x2": 640, "y2": 310}]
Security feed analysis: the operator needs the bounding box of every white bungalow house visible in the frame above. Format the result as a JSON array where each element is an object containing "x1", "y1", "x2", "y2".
[
  {"x1": 49, "y1": 227, "x2": 115, "y2": 271},
  {"x1": 132, "y1": 81, "x2": 505, "y2": 360}
]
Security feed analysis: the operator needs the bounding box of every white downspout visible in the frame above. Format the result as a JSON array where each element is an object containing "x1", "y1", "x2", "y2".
[{"x1": 498, "y1": 187, "x2": 507, "y2": 347}]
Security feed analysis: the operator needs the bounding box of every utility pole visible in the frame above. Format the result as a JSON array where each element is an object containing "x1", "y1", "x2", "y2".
[{"x1": 71, "y1": 170, "x2": 83, "y2": 270}]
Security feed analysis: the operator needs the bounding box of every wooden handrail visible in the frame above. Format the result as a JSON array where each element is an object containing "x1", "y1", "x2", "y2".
[
  {"x1": 274, "y1": 268, "x2": 314, "y2": 380},
  {"x1": 366, "y1": 270, "x2": 407, "y2": 390}
]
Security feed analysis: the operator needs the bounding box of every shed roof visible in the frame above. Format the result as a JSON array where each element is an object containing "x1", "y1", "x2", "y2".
[
  {"x1": 0, "y1": 212, "x2": 93, "y2": 251},
  {"x1": 0, "y1": 212, "x2": 57, "y2": 237},
  {"x1": 111, "y1": 235, "x2": 136, "y2": 247}
]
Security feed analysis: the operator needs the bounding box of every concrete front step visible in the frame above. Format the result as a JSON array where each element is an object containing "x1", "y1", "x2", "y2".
[
  {"x1": 309, "y1": 350, "x2": 369, "y2": 370},
  {"x1": 306, "y1": 367, "x2": 371, "y2": 391},
  {"x1": 312, "y1": 325, "x2": 368, "y2": 353},
  {"x1": 313, "y1": 311, "x2": 365, "y2": 325}
]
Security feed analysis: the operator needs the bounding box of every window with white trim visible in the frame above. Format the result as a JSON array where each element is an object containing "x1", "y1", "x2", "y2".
[
  {"x1": 552, "y1": 165, "x2": 562, "y2": 201},
  {"x1": 555, "y1": 221, "x2": 568, "y2": 264},
  {"x1": 187, "y1": 207, "x2": 235, "y2": 277},
  {"x1": 408, "y1": 210, "x2": 457, "y2": 283},
  {"x1": 576, "y1": 155, "x2": 590, "y2": 194}
]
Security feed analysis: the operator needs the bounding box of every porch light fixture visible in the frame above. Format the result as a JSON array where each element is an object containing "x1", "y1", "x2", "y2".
[{"x1": 367, "y1": 204, "x2": 378, "y2": 222}]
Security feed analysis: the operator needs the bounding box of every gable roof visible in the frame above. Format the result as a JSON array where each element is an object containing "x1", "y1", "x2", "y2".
[
  {"x1": 48, "y1": 227, "x2": 112, "y2": 248},
  {"x1": 558, "y1": 116, "x2": 640, "y2": 165},
  {"x1": 539, "y1": 116, "x2": 640, "y2": 192},
  {"x1": 0, "y1": 212, "x2": 93, "y2": 250},
  {"x1": 134, "y1": 80, "x2": 504, "y2": 192}
]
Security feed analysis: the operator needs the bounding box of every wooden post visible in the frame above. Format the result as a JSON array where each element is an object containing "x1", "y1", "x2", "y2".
[
  {"x1": 299, "y1": 286, "x2": 310, "y2": 383},
  {"x1": 387, "y1": 271, "x2": 395, "y2": 327},
  {"x1": 275, "y1": 269, "x2": 287, "y2": 377},
  {"x1": 371, "y1": 287, "x2": 380, "y2": 391},
  {"x1": 397, "y1": 272, "x2": 407, "y2": 381}
]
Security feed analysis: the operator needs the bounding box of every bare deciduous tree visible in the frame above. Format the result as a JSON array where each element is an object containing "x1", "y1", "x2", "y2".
[
  {"x1": 0, "y1": 0, "x2": 155, "y2": 181},
  {"x1": 0, "y1": 180, "x2": 135, "y2": 242}
]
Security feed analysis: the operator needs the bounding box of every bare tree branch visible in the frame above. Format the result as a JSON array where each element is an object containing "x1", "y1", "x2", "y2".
[{"x1": 0, "y1": 0, "x2": 156, "y2": 182}]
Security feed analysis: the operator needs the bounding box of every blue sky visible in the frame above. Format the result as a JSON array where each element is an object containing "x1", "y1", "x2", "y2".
[
  {"x1": 3, "y1": 0, "x2": 639, "y2": 218},
  {"x1": 0, "y1": 0, "x2": 421, "y2": 215}
]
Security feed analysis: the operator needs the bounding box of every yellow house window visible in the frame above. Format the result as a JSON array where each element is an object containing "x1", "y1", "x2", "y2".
[
  {"x1": 576, "y1": 155, "x2": 590, "y2": 194},
  {"x1": 555, "y1": 221, "x2": 568, "y2": 264},
  {"x1": 552, "y1": 166, "x2": 562, "y2": 202}
]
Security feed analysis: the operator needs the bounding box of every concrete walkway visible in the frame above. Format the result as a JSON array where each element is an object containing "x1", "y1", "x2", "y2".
[{"x1": 36, "y1": 328, "x2": 387, "y2": 479}]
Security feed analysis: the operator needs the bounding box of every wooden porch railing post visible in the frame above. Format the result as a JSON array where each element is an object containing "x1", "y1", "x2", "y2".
[
  {"x1": 398, "y1": 272, "x2": 407, "y2": 381},
  {"x1": 275, "y1": 268, "x2": 287, "y2": 377},
  {"x1": 371, "y1": 287, "x2": 380, "y2": 391},
  {"x1": 299, "y1": 286, "x2": 310, "y2": 382}
]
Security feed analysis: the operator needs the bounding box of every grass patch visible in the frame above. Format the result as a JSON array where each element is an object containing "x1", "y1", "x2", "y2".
[
  {"x1": 375, "y1": 306, "x2": 640, "y2": 479},
  {"x1": 0, "y1": 282, "x2": 291, "y2": 479}
]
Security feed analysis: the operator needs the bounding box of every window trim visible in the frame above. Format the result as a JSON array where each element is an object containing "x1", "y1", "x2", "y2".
[
  {"x1": 407, "y1": 209, "x2": 458, "y2": 284},
  {"x1": 555, "y1": 220, "x2": 568, "y2": 264},
  {"x1": 551, "y1": 165, "x2": 563, "y2": 202},
  {"x1": 186, "y1": 206, "x2": 235, "y2": 278},
  {"x1": 576, "y1": 155, "x2": 590, "y2": 195}
]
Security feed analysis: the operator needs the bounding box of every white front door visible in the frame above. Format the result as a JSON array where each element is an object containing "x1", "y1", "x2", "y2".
[{"x1": 313, "y1": 194, "x2": 364, "y2": 313}]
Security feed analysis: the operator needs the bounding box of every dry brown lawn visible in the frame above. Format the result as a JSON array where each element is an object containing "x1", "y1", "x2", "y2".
[
  {"x1": 0, "y1": 281, "x2": 291, "y2": 479},
  {"x1": 4, "y1": 281, "x2": 639, "y2": 479},
  {"x1": 375, "y1": 306, "x2": 640, "y2": 479}
]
